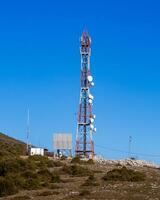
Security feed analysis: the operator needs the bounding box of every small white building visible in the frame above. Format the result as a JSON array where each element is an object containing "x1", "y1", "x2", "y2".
[{"x1": 30, "y1": 147, "x2": 44, "y2": 156}]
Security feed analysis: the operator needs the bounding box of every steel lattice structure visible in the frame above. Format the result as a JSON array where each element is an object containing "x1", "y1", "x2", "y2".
[{"x1": 75, "y1": 32, "x2": 96, "y2": 158}]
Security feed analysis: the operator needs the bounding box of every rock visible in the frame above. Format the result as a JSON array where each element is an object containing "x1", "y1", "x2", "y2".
[{"x1": 94, "y1": 156, "x2": 159, "y2": 168}]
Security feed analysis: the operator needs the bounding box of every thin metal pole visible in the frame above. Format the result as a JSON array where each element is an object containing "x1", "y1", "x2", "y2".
[
  {"x1": 26, "y1": 109, "x2": 30, "y2": 154},
  {"x1": 129, "y1": 136, "x2": 132, "y2": 158}
]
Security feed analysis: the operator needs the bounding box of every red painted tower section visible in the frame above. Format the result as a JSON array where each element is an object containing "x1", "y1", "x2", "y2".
[{"x1": 75, "y1": 32, "x2": 96, "y2": 158}]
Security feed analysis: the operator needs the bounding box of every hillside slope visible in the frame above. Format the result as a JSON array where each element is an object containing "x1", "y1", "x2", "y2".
[
  {"x1": 0, "y1": 132, "x2": 26, "y2": 157},
  {"x1": 0, "y1": 157, "x2": 160, "y2": 200},
  {"x1": 0, "y1": 134, "x2": 160, "y2": 200}
]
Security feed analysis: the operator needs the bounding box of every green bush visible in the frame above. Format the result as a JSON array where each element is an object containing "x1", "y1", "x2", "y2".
[
  {"x1": 28, "y1": 156, "x2": 63, "y2": 169},
  {"x1": 23, "y1": 178, "x2": 41, "y2": 190},
  {"x1": 71, "y1": 156, "x2": 81, "y2": 164},
  {"x1": 71, "y1": 157, "x2": 94, "y2": 165},
  {"x1": 0, "y1": 156, "x2": 62, "y2": 197},
  {"x1": 0, "y1": 177, "x2": 18, "y2": 197},
  {"x1": 0, "y1": 158, "x2": 36, "y2": 177},
  {"x1": 79, "y1": 189, "x2": 91, "y2": 196},
  {"x1": 28, "y1": 155, "x2": 48, "y2": 161},
  {"x1": 48, "y1": 183, "x2": 60, "y2": 189},
  {"x1": 51, "y1": 160, "x2": 63, "y2": 167},
  {"x1": 6, "y1": 173, "x2": 25, "y2": 189},
  {"x1": 51, "y1": 173, "x2": 60, "y2": 183},
  {"x1": 37, "y1": 168, "x2": 60, "y2": 183},
  {"x1": 82, "y1": 174, "x2": 99, "y2": 186},
  {"x1": 38, "y1": 168, "x2": 52, "y2": 178},
  {"x1": 46, "y1": 160, "x2": 56, "y2": 167},
  {"x1": 21, "y1": 170, "x2": 38, "y2": 179},
  {"x1": 0, "y1": 160, "x2": 8, "y2": 176},
  {"x1": 62, "y1": 164, "x2": 92, "y2": 176},
  {"x1": 86, "y1": 159, "x2": 94, "y2": 165},
  {"x1": 103, "y1": 167, "x2": 145, "y2": 182}
]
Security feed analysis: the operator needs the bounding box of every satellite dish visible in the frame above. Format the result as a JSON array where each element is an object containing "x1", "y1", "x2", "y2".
[
  {"x1": 91, "y1": 82, "x2": 94, "y2": 86},
  {"x1": 89, "y1": 94, "x2": 94, "y2": 100},
  {"x1": 93, "y1": 128, "x2": 97, "y2": 132},
  {"x1": 88, "y1": 75, "x2": 93, "y2": 82},
  {"x1": 89, "y1": 99, "x2": 93, "y2": 104},
  {"x1": 90, "y1": 124, "x2": 94, "y2": 129},
  {"x1": 90, "y1": 118, "x2": 94, "y2": 123}
]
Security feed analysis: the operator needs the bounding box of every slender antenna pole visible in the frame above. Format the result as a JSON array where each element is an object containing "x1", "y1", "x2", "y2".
[
  {"x1": 26, "y1": 109, "x2": 30, "y2": 154},
  {"x1": 129, "y1": 136, "x2": 132, "y2": 158}
]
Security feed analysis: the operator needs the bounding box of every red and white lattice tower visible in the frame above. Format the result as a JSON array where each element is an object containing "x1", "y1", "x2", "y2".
[{"x1": 75, "y1": 32, "x2": 96, "y2": 158}]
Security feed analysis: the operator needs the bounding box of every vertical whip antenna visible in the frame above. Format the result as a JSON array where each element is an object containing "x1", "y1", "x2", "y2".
[
  {"x1": 129, "y1": 136, "x2": 132, "y2": 158},
  {"x1": 26, "y1": 109, "x2": 30, "y2": 154}
]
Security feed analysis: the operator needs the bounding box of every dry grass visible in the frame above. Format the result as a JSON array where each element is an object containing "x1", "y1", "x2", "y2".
[
  {"x1": 11, "y1": 196, "x2": 31, "y2": 200},
  {"x1": 37, "y1": 190, "x2": 59, "y2": 196}
]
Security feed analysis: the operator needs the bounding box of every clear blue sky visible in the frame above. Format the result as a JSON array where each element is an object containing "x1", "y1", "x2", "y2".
[{"x1": 0, "y1": 0, "x2": 160, "y2": 163}]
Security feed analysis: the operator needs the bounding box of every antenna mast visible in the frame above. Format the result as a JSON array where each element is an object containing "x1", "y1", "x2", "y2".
[
  {"x1": 129, "y1": 136, "x2": 132, "y2": 158},
  {"x1": 26, "y1": 109, "x2": 30, "y2": 154},
  {"x1": 75, "y1": 31, "x2": 96, "y2": 158}
]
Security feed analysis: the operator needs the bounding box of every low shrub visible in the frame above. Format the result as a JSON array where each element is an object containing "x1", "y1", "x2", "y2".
[
  {"x1": 48, "y1": 183, "x2": 60, "y2": 190},
  {"x1": 62, "y1": 164, "x2": 92, "y2": 176},
  {"x1": 0, "y1": 160, "x2": 8, "y2": 176},
  {"x1": 0, "y1": 158, "x2": 36, "y2": 177},
  {"x1": 51, "y1": 173, "x2": 60, "y2": 183},
  {"x1": 71, "y1": 157, "x2": 94, "y2": 165},
  {"x1": 23, "y1": 178, "x2": 41, "y2": 190},
  {"x1": 6, "y1": 173, "x2": 25, "y2": 189},
  {"x1": 0, "y1": 156, "x2": 63, "y2": 197},
  {"x1": 86, "y1": 159, "x2": 94, "y2": 165},
  {"x1": 79, "y1": 189, "x2": 91, "y2": 196},
  {"x1": 28, "y1": 155, "x2": 50, "y2": 169},
  {"x1": 28, "y1": 155, "x2": 48, "y2": 162},
  {"x1": 0, "y1": 177, "x2": 18, "y2": 197},
  {"x1": 37, "y1": 168, "x2": 60, "y2": 183},
  {"x1": 52, "y1": 160, "x2": 63, "y2": 167},
  {"x1": 38, "y1": 168, "x2": 52, "y2": 178},
  {"x1": 71, "y1": 156, "x2": 81, "y2": 164},
  {"x1": 103, "y1": 167, "x2": 145, "y2": 182},
  {"x1": 82, "y1": 174, "x2": 99, "y2": 186}
]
